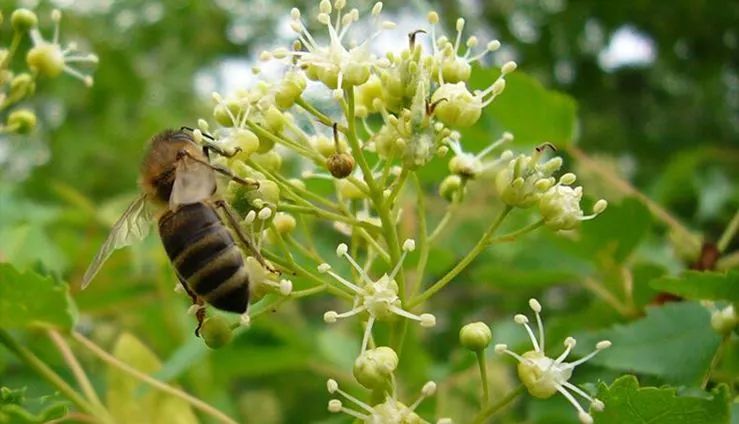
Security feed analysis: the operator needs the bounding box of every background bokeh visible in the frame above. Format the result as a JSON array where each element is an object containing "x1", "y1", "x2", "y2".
[{"x1": 1, "y1": 0, "x2": 737, "y2": 423}]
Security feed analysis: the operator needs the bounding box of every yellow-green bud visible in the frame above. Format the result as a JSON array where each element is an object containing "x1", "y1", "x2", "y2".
[
  {"x1": 213, "y1": 100, "x2": 244, "y2": 127},
  {"x1": 354, "y1": 75, "x2": 383, "y2": 118},
  {"x1": 326, "y1": 152, "x2": 355, "y2": 178},
  {"x1": 231, "y1": 129, "x2": 260, "y2": 157},
  {"x1": 201, "y1": 316, "x2": 233, "y2": 349},
  {"x1": 459, "y1": 321, "x2": 492, "y2": 351},
  {"x1": 431, "y1": 82, "x2": 482, "y2": 128},
  {"x1": 252, "y1": 150, "x2": 282, "y2": 171},
  {"x1": 353, "y1": 346, "x2": 398, "y2": 390},
  {"x1": 9, "y1": 73, "x2": 35, "y2": 101},
  {"x1": 439, "y1": 175, "x2": 462, "y2": 201},
  {"x1": 246, "y1": 179, "x2": 280, "y2": 206},
  {"x1": 710, "y1": 305, "x2": 737, "y2": 335},
  {"x1": 7, "y1": 109, "x2": 37, "y2": 134},
  {"x1": 11, "y1": 9, "x2": 38, "y2": 32},
  {"x1": 441, "y1": 57, "x2": 472, "y2": 83},
  {"x1": 273, "y1": 212, "x2": 296, "y2": 234},
  {"x1": 264, "y1": 106, "x2": 286, "y2": 134},
  {"x1": 337, "y1": 179, "x2": 367, "y2": 199},
  {"x1": 256, "y1": 133, "x2": 276, "y2": 153},
  {"x1": 275, "y1": 70, "x2": 306, "y2": 109},
  {"x1": 26, "y1": 44, "x2": 64, "y2": 78}
]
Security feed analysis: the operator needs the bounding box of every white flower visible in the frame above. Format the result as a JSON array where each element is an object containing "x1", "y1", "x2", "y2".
[
  {"x1": 269, "y1": 1, "x2": 393, "y2": 98},
  {"x1": 538, "y1": 173, "x2": 607, "y2": 230},
  {"x1": 494, "y1": 145, "x2": 564, "y2": 208},
  {"x1": 327, "y1": 378, "x2": 445, "y2": 424},
  {"x1": 495, "y1": 299, "x2": 611, "y2": 424},
  {"x1": 245, "y1": 257, "x2": 292, "y2": 300},
  {"x1": 26, "y1": 10, "x2": 98, "y2": 86},
  {"x1": 447, "y1": 132, "x2": 513, "y2": 178},
  {"x1": 320, "y1": 240, "x2": 435, "y2": 353}
]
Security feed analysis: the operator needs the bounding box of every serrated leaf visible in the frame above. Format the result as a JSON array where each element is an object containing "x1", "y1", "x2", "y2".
[
  {"x1": 578, "y1": 197, "x2": 651, "y2": 264},
  {"x1": 650, "y1": 271, "x2": 739, "y2": 303},
  {"x1": 464, "y1": 67, "x2": 577, "y2": 148},
  {"x1": 106, "y1": 333, "x2": 198, "y2": 424},
  {"x1": 594, "y1": 375, "x2": 730, "y2": 424},
  {"x1": 580, "y1": 302, "x2": 721, "y2": 385},
  {"x1": 0, "y1": 264, "x2": 78, "y2": 331}
]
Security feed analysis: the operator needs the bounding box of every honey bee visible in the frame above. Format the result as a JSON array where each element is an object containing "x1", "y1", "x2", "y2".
[{"x1": 82, "y1": 128, "x2": 270, "y2": 334}]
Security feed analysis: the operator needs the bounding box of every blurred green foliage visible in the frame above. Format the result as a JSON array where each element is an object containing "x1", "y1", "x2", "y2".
[{"x1": 0, "y1": 0, "x2": 737, "y2": 423}]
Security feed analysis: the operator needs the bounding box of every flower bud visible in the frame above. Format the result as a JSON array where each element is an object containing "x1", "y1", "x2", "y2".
[
  {"x1": 9, "y1": 73, "x2": 35, "y2": 101},
  {"x1": 353, "y1": 346, "x2": 398, "y2": 390},
  {"x1": 439, "y1": 175, "x2": 462, "y2": 201},
  {"x1": 230, "y1": 129, "x2": 260, "y2": 157},
  {"x1": 27, "y1": 44, "x2": 64, "y2": 78},
  {"x1": 264, "y1": 106, "x2": 286, "y2": 134},
  {"x1": 354, "y1": 75, "x2": 383, "y2": 117},
  {"x1": 539, "y1": 185, "x2": 584, "y2": 231},
  {"x1": 252, "y1": 150, "x2": 282, "y2": 171},
  {"x1": 337, "y1": 179, "x2": 367, "y2": 199},
  {"x1": 213, "y1": 100, "x2": 243, "y2": 127},
  {"x1": 710, "y1": 305, "x2": 737, "y2": 335},
  {"x1": 11, "y1": 9, "x2": 37, "y2": 32},
  {"x1": 327, "y1": 152, "x2": 355, "y2": 178},
  {"x1": 200, "y1": 316, "x2": 233, "y2": 349},
  {"x1": 275, "y1": 70, "x2": 306, "y2": 109},
  {"x1": 431, "y1": 82, "x2": 482, "y2": 128},
  {"x1": 7, "y1": 109, "x2": 37, "y2": 134},
  {"x1": 441, "y1": 57, "x2": 472, "y2": 83},
  {"x1": 459, "y1": 321, "x2": 493, "y2": 351},
  {"x1": 246, "y1": 179, "x2": 280, "y2": 206},
  {"x1": 273, "y1": 212, "x2": 296, "y2": 234}
]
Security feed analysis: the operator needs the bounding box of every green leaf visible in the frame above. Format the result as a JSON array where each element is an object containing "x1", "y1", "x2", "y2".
[
  {"x1": 107, "y1": 333, "x2": 198, "y2": 424},
  {"x1": 0, "y1": 264, "x2": 78, "y2": 331},
  {"x1": 580, "y1": 302, "x2": 721, "y2": 385},
  {"x1": 650, "y1": 271, "x2": 739, "y2": 303},
  {"x1": 594, "y1": 375, "x2": 730, "y2": 424},
  {"x1": 0, "y1": 387, "x2": 68, "y2": 423},
  {"x1": 465, "y1": 67, "x2": 577, "y2": 148},
  {"x1": 578, "y1": 197, "x2": 652, "y2": 264}
]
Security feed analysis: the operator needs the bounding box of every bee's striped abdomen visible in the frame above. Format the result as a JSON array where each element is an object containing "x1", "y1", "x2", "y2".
[{"x1": 158, "y1": 202, "x2": 249, "y2": 313}]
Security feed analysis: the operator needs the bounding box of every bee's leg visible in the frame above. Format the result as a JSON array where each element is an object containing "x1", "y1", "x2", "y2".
[
  {"x1": 178, "y1": 150, "x2": 258, "y2": 187},
  {"x1": 177, "y1": 275, "x2": 206, "y2": 337},
  {"x1": 215, "y1": 199, "x2": 279, "y2": 274}
]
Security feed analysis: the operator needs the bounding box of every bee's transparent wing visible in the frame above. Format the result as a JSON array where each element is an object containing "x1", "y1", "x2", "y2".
[
  {"x1": 169, "y1": 155, "x2": 216, "y2": 209},
  {"x1": 81, "y1": 194, "x2": 152, "y2": 289}
]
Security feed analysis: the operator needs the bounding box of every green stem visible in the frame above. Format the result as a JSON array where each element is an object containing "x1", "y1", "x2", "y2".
[
  {"x1": 0, "y1": 32, "x2": 22, "y2": 69},
  {"x1": 476, "y1": 350, "x2": 490, "y2": 409},
  {"x1": 409, "y1": 206, "x2": 512, "y2": 308},
  {"x1": 412, "y1": 173, "x2": 428, "y2": 297},
  {"x1": 295, "y1": 97, "x2": 335, "y2": 129},
  {"x1": 279, "y1": 203, "x2": 379, "y2": 232},
  {"x1": 717, "y1": 209, "x2": 739, "y2": 253},
  {"x1": 471, "y1": 385, "x2": 525, "y2": 424},
  {"x1": 0, "y1": 330, "x2": 101, "y2": 420},
  {"x1": 246, "y1": 120, "x2": 323, "y2": 162},
  {"x1": 488, "y1": 219, "x2": 545, "y2": 244}
]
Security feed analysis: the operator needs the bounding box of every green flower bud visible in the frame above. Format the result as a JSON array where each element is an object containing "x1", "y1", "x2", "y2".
[
  {"x1": 441, "y1": 57, "x2": 472, "y2": 83},
  {"x1": 337, "y1": 179, "x2": 367, "y2": 199},
  {"x1": 9, "y1": 73, "x2": 35, "y2": 101},
  {"x1": 246, "y1": 179, "x2": 280, "y2": 206},
  {"x1": 11, "y1": 9, "x2": 38, "y2": 32},
  {"x1": 459, "y1": 321, "x2": 492, "y2": 351},
  {"x1": 27, "y1": 44, "x2": 64, "y2": 78},
  {"x1": 353, "y1": 346, "x2": 398, "y2": 390},
  {"x1": 256, "y1": 133, "x2": 276, "y2": 153},
  {"x1": 201, "y1": 316, "x2": 233, "y2": 349},
  {"x1": 7, "y1": 109, "x2": 37, "y2": 134},
  {"x1": 273, "y1": 212, "x2": 296, "y2": 234},
  {"x1": 354, "y1": 75, "x2": 383, "y2": 118},
  {"x1": 264, "y1": 106, "x2": 286, "y2": 134},
  {"x1": 439, "y1": 175, "x2": 462, "y2": 201},
  {"x1": 710, "y1": 305, "x2": 737, "y2": 335},
  {"x1": 431, "y1": 82, "x2": 482, "y2": 127},
  {"x1": 230, "y1": 129, "x2": 260, "y2": 157},
  {"x1": 213, "y1": 100, "x2": 243, "y2": 127},
  {"x1": 252, "y1": 150, "x2": 281, "y2": 171},
  {"x1": 275, "y1": 70, "x2": 306, "y2": 109},
  {"x1": 327, "y1": 152, "x2": 355, "y2": 178}
]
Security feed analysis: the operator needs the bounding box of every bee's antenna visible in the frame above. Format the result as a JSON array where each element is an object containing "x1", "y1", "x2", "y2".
[{"x1": 180, "y1": 126, "x2": 216, "y2": 142}]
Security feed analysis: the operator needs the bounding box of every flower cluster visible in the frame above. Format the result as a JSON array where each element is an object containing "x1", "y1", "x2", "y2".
[
  {"x1": 495, "y1": 299, "x2": 611, "y2": 424},
  {"x1": 0, "y1": 8, "x2": 96, "y2": 135}
]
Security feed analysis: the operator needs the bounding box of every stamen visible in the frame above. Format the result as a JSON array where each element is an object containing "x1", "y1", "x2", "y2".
[
  {"x1": 554, "y1": 337, "x2": 576, "y2": 363},
  {"x1": 515, "y1": 314, "x2": 541, "y2": 352},
  {"x1": 529, "y1": 298, "x2": 545, "y2": 352},
  {"x1": 556, "y1": 385, "x2": 588, "y2": 416},
  {"x1": 360, "y1": 315, "x2": 375, "y2": 354},
  {"x1": 568, "y1": 340, "x2": 611, "y2": 367}
]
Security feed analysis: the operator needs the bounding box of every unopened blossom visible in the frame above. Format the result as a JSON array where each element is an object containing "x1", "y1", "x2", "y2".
[
  {"x1": 495, "y1": 145, "x2": 564, "y2": 208},
  {"x1": 327, "y1": 378, "x2": 448, "y2": 424},
  {"x1": 26, "y1": 10, "x2": 98, "y2": 86},
  {"x1": 320, "y1": 240, "x2": 435, "y2": 353},
  {"x1": 495, "y1": 299, "x2": 611, "y2": 424}
]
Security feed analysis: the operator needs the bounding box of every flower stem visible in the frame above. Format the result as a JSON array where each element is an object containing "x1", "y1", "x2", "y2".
[
  {"x1": 0, "y1": 330, "x2": 103, "y2": 421},
  {"x1": 488, "y1": 219, "x2": 544, "y2": 244},
  {"x1": 72, "y1": 332, "x2": 239, "y2": 424},
  {"x1": 295, "y1": 97, "x2": 335, "y2": 128},
  {"x1": 476, "y1": 350, "x2": 490, "y2": 409},
  {"x1": 409, "y1": 206, "x2": 512, "y2": 308},
  {"x1": 471, "y1": 385, "x2": 525, "y2": 424},
  {"x1": 717, "y1": 209, "x2": 739, "y2": 253}
]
